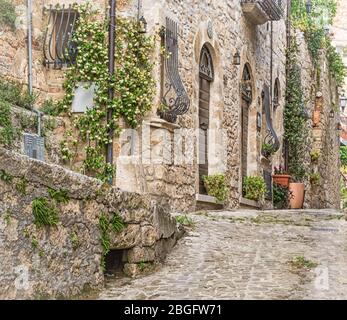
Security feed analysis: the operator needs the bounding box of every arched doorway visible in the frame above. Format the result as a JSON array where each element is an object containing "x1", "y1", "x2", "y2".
[
  {"x1": 198, "y1": 45, "x2": 214, "y2": 194},
  {"x1": 241, "y1": 64, "x2": 252, "y2": 182}
]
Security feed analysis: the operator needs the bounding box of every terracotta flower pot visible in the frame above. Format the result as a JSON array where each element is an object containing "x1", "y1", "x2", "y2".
[
  {"x1": 289, "y1": 183, "x2": 305, "y2": 209},
  {"x1": 273, "y1": 174, "x2": 291, "y2": 187}
]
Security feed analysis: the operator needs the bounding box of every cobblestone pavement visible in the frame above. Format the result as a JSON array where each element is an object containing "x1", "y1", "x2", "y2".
[{"x1": 97, "y1": 209, "x2": 347, "y2": 300}]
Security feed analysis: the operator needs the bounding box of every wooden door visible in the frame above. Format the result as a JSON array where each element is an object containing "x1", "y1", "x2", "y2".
[
  {"x1": 199, "y1": 77, "x2": 210, "y2": 194},
  {"x1": 241, "y1": 99, "x2": 249, "y2": 179}
]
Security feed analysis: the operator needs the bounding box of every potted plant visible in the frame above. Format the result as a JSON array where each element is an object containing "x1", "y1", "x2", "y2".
[
  {"x1": 242, "y1": 176, "x2": 267, "y2": 202},
  {"x1": 202, "y1": 174, "x2": 229, "y2": 202},
  {"x1": 289, "y1": 181, "x2": 305, "y2": 209},
  {"x1": 273, "y1": 165, "x2": 291, "y2": 188},
  {"x1": 261, "y1": 143, "x2": 276, "y2": 158}
]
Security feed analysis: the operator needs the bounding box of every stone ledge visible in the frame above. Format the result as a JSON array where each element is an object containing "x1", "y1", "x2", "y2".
[
  {"x1": 196, "y1": 194, "x2": 224, "y2": 210},
  {"x1": 240, "y1": 197, "x2": 260, "y2": 209},
  {"x1": 196, "y1": 193, "x2": 222, "y2": 204}
]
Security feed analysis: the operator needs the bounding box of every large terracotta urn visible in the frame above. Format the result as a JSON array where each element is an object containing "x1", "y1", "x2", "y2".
[
  {"x1": 273, "y1": 174, "x2": 291, "y2": 187},
  {"x1": 289, "y1": 183, "x2": 305, "y2": 209}
]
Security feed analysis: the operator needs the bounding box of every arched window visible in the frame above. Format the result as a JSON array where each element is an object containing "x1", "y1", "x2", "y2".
[
  {"x1": 198, "y1": 45, "x2": 214, "y2": 194},
  {"x1": 241, "y1": 64, "x2": 253, "y2": 181}
]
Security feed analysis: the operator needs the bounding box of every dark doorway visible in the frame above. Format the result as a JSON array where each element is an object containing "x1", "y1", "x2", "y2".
[
  {"x1": 198, "y1": 45, "x2": 214, "y2": 194},
  {"x1": 104, "y1": 249, "x2": 125, "y2": 276},
  {"x1": 240, "y1": 64, "x2": 252, "y2": 183}
]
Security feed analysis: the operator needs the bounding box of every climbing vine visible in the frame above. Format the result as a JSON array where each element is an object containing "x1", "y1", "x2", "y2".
[
  {"x1": 57, "y1": 3, "x2": 155, "y2": 182},
  {"x1": 0, "y1": 0, "x2": 16, "y2": 31},
  {"x1": 291, "y1": 0, "x2": 345, "y2": 86},
  {"x1": 284, "y1": 38, "x2": 308, "y2": 182}
]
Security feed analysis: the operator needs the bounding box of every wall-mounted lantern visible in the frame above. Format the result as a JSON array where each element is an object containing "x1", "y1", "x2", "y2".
[
  {"x1": 329, "y1": 109, "x2": 335, "y2": 119},
  {"x1": 138, "y1": 16, "x2": 147, "y2": 33},
  {"x1": 340, "y1": 95, "x2": 347, "y2": 113},
  {"x1": 305, "y1": 0, "x2": 312, "y2": 14},
  {"x1": 233, "y1": 52, "x2": 241, "y2": 66}
]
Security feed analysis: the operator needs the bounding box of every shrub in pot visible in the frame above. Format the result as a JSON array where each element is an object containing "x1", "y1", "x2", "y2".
[
  {"x1": 242, "y1": 176, "x2": 267, "y2": 202},
  {"x1": 202, "y1": 174, "x2": 228, "y2": 202}
]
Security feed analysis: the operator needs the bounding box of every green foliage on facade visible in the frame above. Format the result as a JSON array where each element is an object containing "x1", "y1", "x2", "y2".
[
  {"x1": 0, "y1": 77, "x2": 36, "y2": 110},
  {"x1": 284, "y1": 39, "x2": 308, "y2": 182},
  {"x1": 340, "y1": 146, "x2": 347, "y2": 167},
  {"x1": 47, "y1": 187, "x2": 70, "y2": 204},
  {"x1": 242, "y1": 176, "x2": 267, "y2": 201},
  {"x1": 202, "y1": 174, "x2": 229, "y2": 202},
  {"x1": 32, "y1": 197, "x2": 59, "y2": 227},
  {"x1": 273, "y1": 184, "x2": 292, "y2": 209},
  {"x1": 57, "y1": 3, "x2": 155, "y2": 182},
  {"x1": 0, "y1": 0, "x2": 16, "y2": 30},
  {"x1": 99, "y1": 212, "x2": 125, "y2": 270},
  {"x1": 310, "y1": 150, "x2": 320, "y2": 162},
  {"x1": 310, "y1": 172, "x2": 321, "y2": 185},
  {"x1": 291, "y1": 0, "x2": 345, "y2": 86},
  {"x1": 0, "y1": 100, "x2": 15, "y2": 146},
  {"x1": 0, "y1": 169, "x2": 13, "y2": 183},
  {"x1": 15, "y1": 177, "x2": 27, "y2": 195}
]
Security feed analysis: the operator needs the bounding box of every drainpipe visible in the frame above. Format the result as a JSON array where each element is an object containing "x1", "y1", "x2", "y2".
[
  {"x1": 27, "y1": 0, "x2": 42, "y2": 137},
  {"x1": 284, "y1": 0, "x2": 291, "y2": 171},
  {"x1": 106, "y1": 0, "x2": 117, "y2": 184},
  {"x1": 270, "y1": 21, "x2": 273, "y2": 112}
]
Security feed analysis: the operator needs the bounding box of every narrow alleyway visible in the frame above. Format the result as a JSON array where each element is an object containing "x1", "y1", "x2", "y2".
[{"x1": 97, "y1": 209, "x2": 347, "y2": 300}]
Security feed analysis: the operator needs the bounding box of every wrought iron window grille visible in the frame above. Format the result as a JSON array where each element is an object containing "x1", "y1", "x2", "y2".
[
  {"x1": 43, "y1": 5, "x2": 79, "y2": 69},
  {"x1": 262, "y1": 84, "x2": 280, "y2": 155},
  {"x1": 158, "y1": 18, "x2": 190, "y2": 124}
]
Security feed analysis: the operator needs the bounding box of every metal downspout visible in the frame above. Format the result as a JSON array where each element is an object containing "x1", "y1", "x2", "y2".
[
  {"x1": 106, "y1": 0, "x2": 117, "y2": 184},
  {"x1": 27, "y1": 0, "x2": 42, "y2": 137}
]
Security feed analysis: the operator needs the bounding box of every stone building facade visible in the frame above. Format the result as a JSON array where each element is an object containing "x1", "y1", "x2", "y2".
[{"x1": 0, "y1": 0, "x2": 341, "y2": 211}]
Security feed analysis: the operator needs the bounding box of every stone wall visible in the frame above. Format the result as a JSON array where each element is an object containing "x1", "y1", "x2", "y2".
[
  {"x1": 0, "y1": 147, "x2": 181, "y2": 299},
  {"x1": 295, "y1": 31, "x2": 340, "y2": 209}
]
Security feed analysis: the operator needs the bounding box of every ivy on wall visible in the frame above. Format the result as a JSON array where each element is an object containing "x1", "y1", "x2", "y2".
[
  {"x1": 57, "y1": 3, "x2": 155, "y2": 182},
  {"x1": 0, "y1": 0, "x2": 16, "y2": 30},
  {"x1": 291, "y1": 0, "x2": 345, "y2": 86},
  {"x1": 284, "y1": 38, "x2": 308, "y2": 182}
]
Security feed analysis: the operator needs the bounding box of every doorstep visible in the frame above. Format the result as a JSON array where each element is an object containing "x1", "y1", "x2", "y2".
[
  {"x1": 239, "y1": 197, "x2": 260, "y2": 209},
  {"x1": 196, "y1": 194, "x2": 224, "y2": 211}
]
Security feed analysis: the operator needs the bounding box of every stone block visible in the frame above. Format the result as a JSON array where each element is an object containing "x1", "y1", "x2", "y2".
[
  {"x1": 141, "y1": 225, "x2": 158, "y2": 247},
  {"x1": 127, "y1": 246, "x2": 155, "y2": 263},
  {"x1": 110, "y1": 224, "x2": 141, "y2": 249}
]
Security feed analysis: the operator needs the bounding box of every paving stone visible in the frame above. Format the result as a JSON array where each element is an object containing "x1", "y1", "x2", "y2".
[{"x1": 97, "y1": 209, "x2": 347, "y2": 300}]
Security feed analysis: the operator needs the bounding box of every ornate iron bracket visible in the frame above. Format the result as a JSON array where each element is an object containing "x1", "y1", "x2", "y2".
[
  {"x1": 43, "y1": 5, "x2": 79, "y2": 69},
  {"x1": 158, "y1": 18, "x2": 190, "y2": 123},
  {"x1": 262, "y1": 84, "x2": 280, "y2": 157}
]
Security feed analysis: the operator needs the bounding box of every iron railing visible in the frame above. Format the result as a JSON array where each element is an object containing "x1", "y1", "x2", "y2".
[{"x1": 241, "y1": 0, "x2": 285, "y2": 21}]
